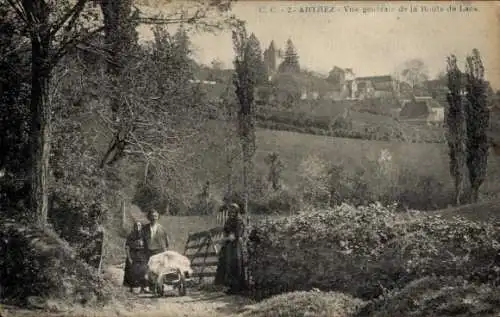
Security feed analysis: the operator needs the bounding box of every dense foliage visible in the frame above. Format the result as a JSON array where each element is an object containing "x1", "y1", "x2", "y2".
[
  {"x1": 247, "y1": 203, "x2": 500, "y2": 301},
  {"x1": 0, "y1": 6, "x2": 31, "y2": 216}
]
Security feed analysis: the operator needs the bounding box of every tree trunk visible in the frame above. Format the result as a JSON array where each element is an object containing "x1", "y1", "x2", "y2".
[
  {"x1": 144, "y1": 160, "x2": 149, "y2": 183},
  {"x1": 242, "y1": 142, "x2": 250, "y2": 225},
  {"x1": 29, "y1": 37, "x2": 51, "y2": 229},
  {"x1": 226, "y1": 143, "x2": 234, "y2": 199},
  {"x1": 99, "y1": 0, "x2": 134, "y2": 114},
  {"x1": 470, "y1": 186, "x2": 480, "y2": 204}
]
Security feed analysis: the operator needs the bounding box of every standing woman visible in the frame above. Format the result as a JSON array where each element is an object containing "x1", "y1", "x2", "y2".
[
  {"x1": 123, "y1": 222, "x2": 148, "y2": 293},
  {"x1": 214, "y1": 203, "x2": 247, "y2": 294}
]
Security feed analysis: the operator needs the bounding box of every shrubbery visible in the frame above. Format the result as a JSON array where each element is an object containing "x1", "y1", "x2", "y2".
[
  {"x1": 246, "y1": 203, "x2": 500, "y2": 301},
  {"x1": 251, "y1": 188, "x2": 302, "y2": 215}
]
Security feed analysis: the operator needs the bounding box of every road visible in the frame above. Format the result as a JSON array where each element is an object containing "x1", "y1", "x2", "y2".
[{"x1": 2, "y1": 291, "x2": 255, "y2": 317}]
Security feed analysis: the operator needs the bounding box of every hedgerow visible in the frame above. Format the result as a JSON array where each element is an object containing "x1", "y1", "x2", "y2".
[{"x1": 246, "y1": 203, "x2": 500, "y2": 301}]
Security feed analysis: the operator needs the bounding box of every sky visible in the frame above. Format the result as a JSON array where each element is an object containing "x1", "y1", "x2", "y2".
[{"x1": 136, "y1": 1, "x2": 500, "y2": 89}]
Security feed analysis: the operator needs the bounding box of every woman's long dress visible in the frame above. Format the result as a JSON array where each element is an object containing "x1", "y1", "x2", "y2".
[
  {"x1": 123, "y1": 233, "x2": 149, "y2": 288},
  {"x1": 214, "y1": 216, "x2": 247, "y2": 292}
]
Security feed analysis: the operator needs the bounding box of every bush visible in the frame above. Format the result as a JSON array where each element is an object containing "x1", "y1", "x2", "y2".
[
  {"x1": 247, "y1": 203, "x2": 500, "y2": 301},
  {"x1": 243, "y1": 291, "x2": 365, "y2": 317},
  {"x1": 251, "y1": 188, "x2": 302, "y2": 215},
  {"x1": 0, "y1": 218, "x2": 113, "y2": 306}
]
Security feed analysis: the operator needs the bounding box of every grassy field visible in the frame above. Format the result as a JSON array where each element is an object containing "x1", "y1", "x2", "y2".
[
  {"x1": 84, "y1": 109, "x2": 500, "y2": 216},
  {"x1": 196, "y1": 120, "x2": 500, "y2": 203}
]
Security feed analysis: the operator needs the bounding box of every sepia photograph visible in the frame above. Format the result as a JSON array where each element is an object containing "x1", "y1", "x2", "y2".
[{"x1": 0, "y1": 0, "x2": 499, "y2": 316}]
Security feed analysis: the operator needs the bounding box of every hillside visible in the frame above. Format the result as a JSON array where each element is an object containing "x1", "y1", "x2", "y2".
[{"x1": 81, "y1": 108, "x2": 500, "y2": 214}]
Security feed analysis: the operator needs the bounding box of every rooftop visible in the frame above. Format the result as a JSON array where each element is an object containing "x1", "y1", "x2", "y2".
[{"x1": 356, "y1": 75, "x2": 393, "y2": 82}]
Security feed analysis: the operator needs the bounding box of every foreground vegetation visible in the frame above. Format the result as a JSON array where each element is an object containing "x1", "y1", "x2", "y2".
[{"x1": 245, "y1": 203, "x2": 500, "y2": 315}]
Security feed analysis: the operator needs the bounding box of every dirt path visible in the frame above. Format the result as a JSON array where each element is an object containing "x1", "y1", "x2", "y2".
[
  {"x1": 2, "y1": 291, "x2": 256, "y2": 317},
  {"x1": 2, "y1": 265, "x2": 256, "y2": 317},
  {"x1": 109, "y1": 290, "x2": 255, "y2": 317}
]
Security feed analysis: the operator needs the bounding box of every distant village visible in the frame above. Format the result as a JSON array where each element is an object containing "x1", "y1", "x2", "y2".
[{"x1": 190, "y1": 39, "x2": 494, "y2": 127}]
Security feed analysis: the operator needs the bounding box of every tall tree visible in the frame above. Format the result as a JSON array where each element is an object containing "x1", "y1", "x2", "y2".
[
  {"x1": 265, "y1": 152, "x2": 283, "y2": 191},
  {"x1": 464, "y1": 49, "x2": 489, "y2": 203},
  {"x1": 445, "y1": 55, "x2": 466, "y2": 206},
  {"x1": 99, "y1": 0, "x2": 138, "y2": 79},
  {"x1": 5, "y1": 0, "x2": 103, "y2": 228},
  {"x1": 247, "y1": 33, "x2": 267, "y2": 86},
  {"x1": 263, "y1": 40, "x2": 277, "y2": 76},
  {"x1": 278, "y1": 38, "x2": 300, "y2": 73},
  {"x1": 98, "y1": 1, "x2": 241, "y2": 169},
  {"x1": 219, "y1": 83, "x2": 239, "y2": 198},
  {"x1": 148, "y1": 25, "x2": 194, "y2": 104},
  {"x1": 172, "y1": 25, "x2": 193, "y2": 84},
  {"x1": 232, "y1": 23, "x2": 259, "y2": 219},
  {"x1": 398, "y1": 59, "x2": 429, "y2": 95}
]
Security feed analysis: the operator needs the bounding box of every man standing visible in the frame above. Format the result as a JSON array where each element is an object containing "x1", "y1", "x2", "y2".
[{"x1": 143, "y1": 208, "x2": 170, "y2": 258}]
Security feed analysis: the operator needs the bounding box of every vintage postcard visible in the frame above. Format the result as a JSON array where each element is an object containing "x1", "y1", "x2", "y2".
[{"x1": 1, "y1": 1, "x2": 500, "y2": 317}]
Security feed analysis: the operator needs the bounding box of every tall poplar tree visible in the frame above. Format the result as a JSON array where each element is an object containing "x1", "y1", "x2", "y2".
[
  {"x1": 445, "y1": 54, "x2": 466, "y2": 206},
  {"x1": 465, "y1": 49, "x2": 489, "y2": 203},
  {"x1": 232, "y1": 24, "x2": 260, "y2": 218},
  {"x1": 278, "y1": 38, "x2": 300, "y2": 73}
]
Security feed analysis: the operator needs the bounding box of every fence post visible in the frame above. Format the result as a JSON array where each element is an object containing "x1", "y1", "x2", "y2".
[{"x1": 121, "y1": 199, "x2": 127, "y2": 232}]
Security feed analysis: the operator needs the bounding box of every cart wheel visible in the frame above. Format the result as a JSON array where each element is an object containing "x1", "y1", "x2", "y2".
[
  {"x1": 178, "y1": 275, "x2": 186, "y2": 296},
  {"x1": 149, "y1": 281, "x2": 157, "y2": 295}
]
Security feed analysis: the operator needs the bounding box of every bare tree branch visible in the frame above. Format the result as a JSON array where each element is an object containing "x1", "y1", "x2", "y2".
[
  {"x1": 48, "y1": 0, "x2": 88, "y2": 39},
  {"x1": 51, "y1": 25, "x2": 105, "y2": 65},
  {"x1": 5, "y1": 0, "x2": 29, "y2": 25}
]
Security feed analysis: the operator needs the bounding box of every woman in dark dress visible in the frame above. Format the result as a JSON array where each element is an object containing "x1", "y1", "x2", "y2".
[
  {"x1": 123, "y1": 222, "x2": 148, "y2": 293},
  {"x1": 214, "y1": 203, "x2": 247, "y2": 294}
]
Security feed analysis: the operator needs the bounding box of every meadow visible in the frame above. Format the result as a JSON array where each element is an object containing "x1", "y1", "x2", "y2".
[
  {"x1": 194, "y1": 120, "x2": 500, "y2": 208},
  {"x1": 255, "y1": 105, "x2": 445, "y2": 143}
]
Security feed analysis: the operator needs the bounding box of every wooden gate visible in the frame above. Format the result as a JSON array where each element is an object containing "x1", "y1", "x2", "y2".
[
  {"x1": 183, "y1": 205, "x2": 254, "y2": 285},
  {"x1": 183, "y1": 227, "x2": 225, "y2": 282}
]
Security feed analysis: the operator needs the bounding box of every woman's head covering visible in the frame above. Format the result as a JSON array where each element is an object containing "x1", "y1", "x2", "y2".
[
  {"x1": 228, "y1": 203, "x2": 241, "y2": 217},
  {"x1": 133, "y1": 221, "x2": 142, "y2": 231}
]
